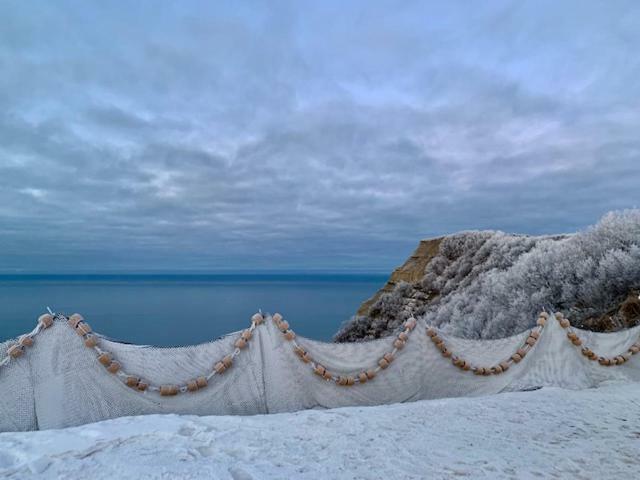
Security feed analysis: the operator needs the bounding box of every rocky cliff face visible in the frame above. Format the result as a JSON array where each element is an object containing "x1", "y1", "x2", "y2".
[
  {"x1": 335, "y1": 210, "x2": 640, "y2": 342},
  {"x1": 354, "y1": 237, "x2": 443, "y2": 318}
]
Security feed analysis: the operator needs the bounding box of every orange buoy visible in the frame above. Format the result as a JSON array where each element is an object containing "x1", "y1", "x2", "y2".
[
  {"x1": 126, "y1": 376, "x2": 140, "y2": 388},
  {"x1": 187, "y1": 380, "x2": 198, "y2": 392},
  {"x1": 98, "y1": 353, "x2": 112, "y2": 366},
  {"x1": 38, "y1": 313, "x2": 54, "y2": 328},
  {"x1": 378, "y1": 358, "x2": 390, "y2": 369},
  {"x1": 68, "y1": 313, "x2": 84, "y2": 329},
  {"x1": 160, "y1": 385, "x2": 179, "y2": 396},
  {"x1": 196, "y1": 376, "x2": 207, "y2": 388},
  {"x1": 7, "y1": 345, "x2": 23, "y2": 358},
  {"x1": 76, "y1": 323, "x2": 92, "y2": 336},
  {"x1": 107, "y1": 361, "x2": 121, "y2": 374},
  {"x1": 278, "y1": 321, "x2": 290, "y2": 332},
  {"x1": 137, "y1": 381, "x2": 149, "y2": 391}
]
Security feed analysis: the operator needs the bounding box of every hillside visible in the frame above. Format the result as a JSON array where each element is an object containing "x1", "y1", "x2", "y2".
[{"x1": 336, "y1": 210, "x2": 640, "y2": 341}]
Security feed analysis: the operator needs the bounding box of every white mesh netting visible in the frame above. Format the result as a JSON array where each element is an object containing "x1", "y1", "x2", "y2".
[{"x1": 1, "y1": 312, "x2": 639, "y2": 432}]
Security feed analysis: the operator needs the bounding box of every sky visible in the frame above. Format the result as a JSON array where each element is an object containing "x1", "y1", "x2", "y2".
[{"x1": 1, "y1": 1, "x2": 639, "y2": 273}]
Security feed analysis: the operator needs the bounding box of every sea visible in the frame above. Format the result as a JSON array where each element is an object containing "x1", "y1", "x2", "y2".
[{"x1": 0, "y1": 274, "x2": 387, "y2": 346}]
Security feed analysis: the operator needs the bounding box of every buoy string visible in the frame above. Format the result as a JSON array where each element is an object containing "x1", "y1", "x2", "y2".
[
  {"x1": 555, "y1": 312, "x2": 640, "y2": 366},
  {"x1": 274, "y1": 313, "x2": 418, "y2": 386},
  {"x1": 426, "y1": 312, "x2": 550, "y2": 375},
  {"x1": 62, "y1": 311, "x2": 266, "y2": 396},
  {"x1": 0, "y1": 312, "x2": 55, "y2": 369}
]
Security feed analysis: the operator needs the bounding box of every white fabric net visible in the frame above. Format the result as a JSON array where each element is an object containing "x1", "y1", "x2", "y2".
[{"x1": 1, "y1": 313, "x2": 639, "y2": 432}]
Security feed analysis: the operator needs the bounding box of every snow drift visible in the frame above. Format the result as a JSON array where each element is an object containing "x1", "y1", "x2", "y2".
[{"x1": 1, "y1": 382, "x2": 638, "y2": 479}]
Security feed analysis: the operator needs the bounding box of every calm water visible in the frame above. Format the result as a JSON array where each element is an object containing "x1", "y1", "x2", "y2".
[{"x1": 0, "y1": 274, "x2": 386, "y2": 345}]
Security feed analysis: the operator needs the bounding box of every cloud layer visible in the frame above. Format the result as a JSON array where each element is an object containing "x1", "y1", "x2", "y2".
[{"x1": 1, "y1": 1, "x2": 639, "y2": 272}]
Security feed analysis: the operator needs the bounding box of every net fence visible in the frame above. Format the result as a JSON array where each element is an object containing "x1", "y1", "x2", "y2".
[{"x1": 1, "y1": 311, "x2": 639, "y2": 432}]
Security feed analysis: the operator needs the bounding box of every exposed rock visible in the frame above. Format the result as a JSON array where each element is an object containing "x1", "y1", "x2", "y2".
[
  {"x1": 580, "y1": 291, "x2": 640, "y2": 331},
  {"x1": 355, "y1": 237, "x2": 443, "y2": 317}
]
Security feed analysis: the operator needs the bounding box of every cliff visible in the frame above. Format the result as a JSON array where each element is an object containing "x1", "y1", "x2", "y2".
[
  {"x1": 335, "y1": 210, "x2": 640, "y2": 342},
  {"x1": 355, "y1": 237, "x2": 443, "y2": 317}
]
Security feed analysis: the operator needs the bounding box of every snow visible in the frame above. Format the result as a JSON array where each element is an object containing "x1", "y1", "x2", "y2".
[{"x1": 1, "y1": 383, "x2": 639, "y2": 479}]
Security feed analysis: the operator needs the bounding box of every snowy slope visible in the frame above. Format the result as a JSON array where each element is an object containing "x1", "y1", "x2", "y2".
[{"x1": 1, "y1": 383, "x2": 639, "y2": 479}]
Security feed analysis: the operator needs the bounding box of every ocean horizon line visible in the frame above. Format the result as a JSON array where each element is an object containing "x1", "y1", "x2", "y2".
[{"x1": 0, "y1": 272, "x2": 390, "y2": 282}]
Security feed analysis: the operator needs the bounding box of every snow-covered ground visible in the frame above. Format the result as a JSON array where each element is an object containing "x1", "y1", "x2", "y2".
[{"x1": 1, "y1": 383, "x2": 639, "y2": 479}]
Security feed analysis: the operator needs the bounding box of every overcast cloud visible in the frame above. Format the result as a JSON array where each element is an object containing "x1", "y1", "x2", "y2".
[{"x1": 1, "y1": 1, "x2": 639, "y2": 272}]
